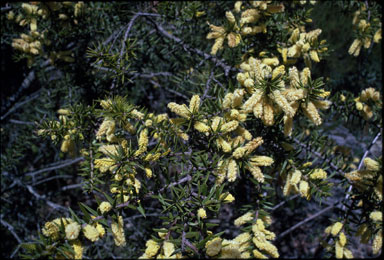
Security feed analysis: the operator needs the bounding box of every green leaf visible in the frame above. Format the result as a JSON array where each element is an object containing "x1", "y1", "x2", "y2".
[{"x1": 137, "y1": 204, "x2": 146, "y2": 218}]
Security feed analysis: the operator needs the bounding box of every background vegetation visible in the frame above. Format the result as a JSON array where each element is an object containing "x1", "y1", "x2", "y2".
[{"x1": 1, "y1": 1, "x2": 382, "y2": 259}]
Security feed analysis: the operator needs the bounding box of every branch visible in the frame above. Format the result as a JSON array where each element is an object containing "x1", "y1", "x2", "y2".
[
  {"x1": 147, "y1": 17, "x2": 238, "y2": 76},
  {"x1": 276, "y1": 203, "x2": 335, "y2": 241},
  {"x1": 25, "y1": 185, "x2": 68, "y2": 212},
  {"x1": 25, "y1": 157, "x2": 84, "y2": 178},
  {"x1": 342, "y1": 130, "x2": 381, "y2": 210},
  {"x1": 0, "y1": 217, "x2": 22, "y2": 244},
  {"x1": 292, "y1": 138, "x2": 345, "y2": 175}
]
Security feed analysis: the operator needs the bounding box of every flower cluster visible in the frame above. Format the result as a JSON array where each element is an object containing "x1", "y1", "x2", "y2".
[
  {"x1": 348, "y1": 5, "x2": 382, "y2": 57},
  {"x1": 139, "y1": 239, "x2": 183, "y2": 259},
  {"x1": 7, "y1": 2, "x2": 85, "y2": 66},
  {"x1": 282, "y1": 27, "x2": 327, "y2": 68},
  {"x1": 354, "y1": 87, "x2": 381, "y2": 120},
  {"x1": 206, "y1": 1, "x2": 285, "y2": 55},
  {"x1": 324, "y1": 222, "x2": 354, "y2": 259}
]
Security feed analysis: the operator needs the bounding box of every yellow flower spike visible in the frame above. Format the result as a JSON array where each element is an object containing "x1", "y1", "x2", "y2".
[
  {"x1": 83, "y1": 224, "x2": 100, "y2": 242},
  {"x1": 145, "y1": 239, "x2": 160, "y2": 257},
  {"x1": 198, "y1": 208, "x2": 207, "y2": 219},
  {"x1": 339, "y1": 232, "x2": 347, "y2": 247},
  {"x1": 167, "y1": 102, "x2": 191, "y2": 119},
  {"x1": 227, "y1": 33, "x2": 241, "y2": 48},
  {"x1": 234, "y1": 1, "x2": 243, "y2": 13},
  {"x1": 250, "y1": 156, "x2": 274, "y2": 166},
  {"x1": 289, "y1": 28, "x2": 300, "y2": 43},
  {"x1": 234, "y1": 211, "x2": 254, "y2": 226},
  {"x1": 253, "y1": 248, "x2": 268, "y2": 259},
  {"x1": 348, "y1": 39, "x2": 362, "y2": 56},
  {"x1": 232, "y1": 147, "x2": 247, "y2": 159},
  {"x1": 241, "y1": 90, "x2": 263, "y2": 113},
  {"x1": 194, "y1": 121, "x2": 210, "y2": 133},
  {"x1": 262, "y1": 57, "x2": 279, "y2": 66},
  {"x1": 374, "y1": 28, "x2": 382, "y2": 43},
  {"x1": 217, "y1": 137, "x2": 232, "y2": 153},
  {"x1": 227, "y1": 159, "x2": 238, "y2": 182},
  {"x1": 135, "y1": 128, "x2": 148, "y2": 156},
  {"x1": 262, "y1": 99, "x2": 275, "y2": 126},
  {"x1": 302, "y1": 101, "x2": 322, "y2": 125},
  {"x1": 289, "y1": 170, "x2": 302, "y2": 185},
  {"x1": 71, "y1": 240, "x2": 83, "y2": 259},
  {"x1": 310, "y1": 50, "x2": 320, "y2": 62},
  {"x1": 364, "y1": 158, "x2": 380, "y2": 171},
  {"x1": 244, "y1": 136, "x2": 263, "y2": 155},
  {"x1": 331, "y1": 222, "x2": 343, "y2": 236},
  {"x1": 131, "y1": 109, "x2": 145, "y2": 120},
  {"x1": 310, "y1": 168, "x2": 327, "y2": 179},
  {"x1": 300, "y1": 67, "x2": 311, "y2": 85},
  {"x1": 271, "y1": 90, "x2": 295, "y2": 117},
  {"x1": 95, "y1": 223, "x2": 105, "y2": 238},
  {"x1": 211, "y1": 36, "x2": 225, "y2": 55},
  {"x1": 372, "y1": 231, "x2": 382, "y2": 255},
  {"x1": 271, "y1": 65, "x2": 285, "y2": 80},
  {"x1": 247, "y1": 165, "x2": 264, "y2": 182},
  {"x1": 299, "y1": 180, "x2": 310, "y2": 199},
  {"x1": 335, "y1": 240, "x2": 344, "y2": 258},
  {"x1": 141, "y1": 167, "x2": 151, "y2": 178},
  {"x1": 111, "y1": 216, "x2": 126, "y2": 247},
  {"x1": 223, "y1": 93, "x2": 234, "y2": 109},
  {"x1": 240, "y1": 8, "x2": 260, "y2": 25},
  {"x1": 220, "y1": 120, "x2": 239, "y2": 134},
  {"x1": 343, "y1": 248, "x2": 354, "y2": 258},
  {"x1": 225, "y1": 11, "x2": 236, "y2": 24},
  {"x1": 189, "y1": 95, "x2": 200, "y2": 113}
]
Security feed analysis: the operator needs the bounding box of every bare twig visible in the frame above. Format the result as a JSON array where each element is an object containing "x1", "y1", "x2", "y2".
[
  {"x1": 25, "y1": 157, "x2": 84, "y2": 178},
  {"x1": 201, "y1": 70, "x2": 214, "y2": 101},
  {"x1": 25, "y1": 184, "x2": 68, "y2": 211},
  {"x1": 1, "y1": 218, "x2": 22, "y2": 244},
  {"x1": 61, "y1": 183, "x2": 82, "y2": 191},
  {"x1": 8, "y1": 119, "x2": 35, "y2": 125},
  {"x1": 276, "y1": 203, "x2": 335, "y2": 240},
  {"x1": 292, "y1": 138, "x2": 345, "y2": 175},
  {"x1": 147, "y1": 18, "x2": 237, "y2": 76}
]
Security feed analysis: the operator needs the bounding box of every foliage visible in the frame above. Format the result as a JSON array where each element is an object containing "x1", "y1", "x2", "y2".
[{"x1": 1, "y1": 1, "x2": 382, "y2": 259}]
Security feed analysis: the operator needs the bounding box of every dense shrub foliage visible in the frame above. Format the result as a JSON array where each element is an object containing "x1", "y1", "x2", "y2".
[{"x1": 1, "y1": 1, "x2": 382, "y2": 259}]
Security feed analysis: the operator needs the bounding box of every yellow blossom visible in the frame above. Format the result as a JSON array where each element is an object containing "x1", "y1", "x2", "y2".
[
  {"x1": 205, "y1": 237, "x2": 222, "y2": 256},
  {"x1": 194, "y1": 121, "x2": 210, "y2": 133},
  {"x1": 339, "y1": 232, "x2": 347, "y2": 247},
  {"x1": 83, "y1": 224, "x2": 100, "y2": 242},
  {"x1": 234, "y1": 211, "x2": 253, "y2": 226},
  {"x1": 372, "y1": 231, "x2": 382, "y2": 255},
  {"x1": 299, "y1": 180, "x2": 310, "y2": 199},
  {"x1": 145, "y1": 239, "x2": 160, "y2": 257},
  {"x1": 227, "y1": 159, "x2": 238, "y2": 182},
  {"x1": 99, "y1": 201, "x2": 112, "y2": 214},
  {"x1": 71, "y1": 240, "x2": 83, "y2": 259},
  {"x1": 163, "y1": 241, "x2": 175, "y2": 257},
  {"x1": 369, "y1": 211, "x2": 382, "y2": 222},
  {"x1": 364, "y1": 158, "x2": 379, "y2": 171},
  {"x1": 310, "y1": 168, "x2": 327, "y2": 179},
  {"x1": 331, "y1": 222, "x2": 343, "y2": 236},
  {"x1": 65, "y1": 222, "x2": 81, "y2": 240},
  {"x1": 220, "y1": 193, "x2": 235, "y2": 203},
  {"x1": 198, "y1": 208, "x2": 207, "y2": 219},
  {"x1": 111, "y1": 216, "x2": 126, "y2": 247}
]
